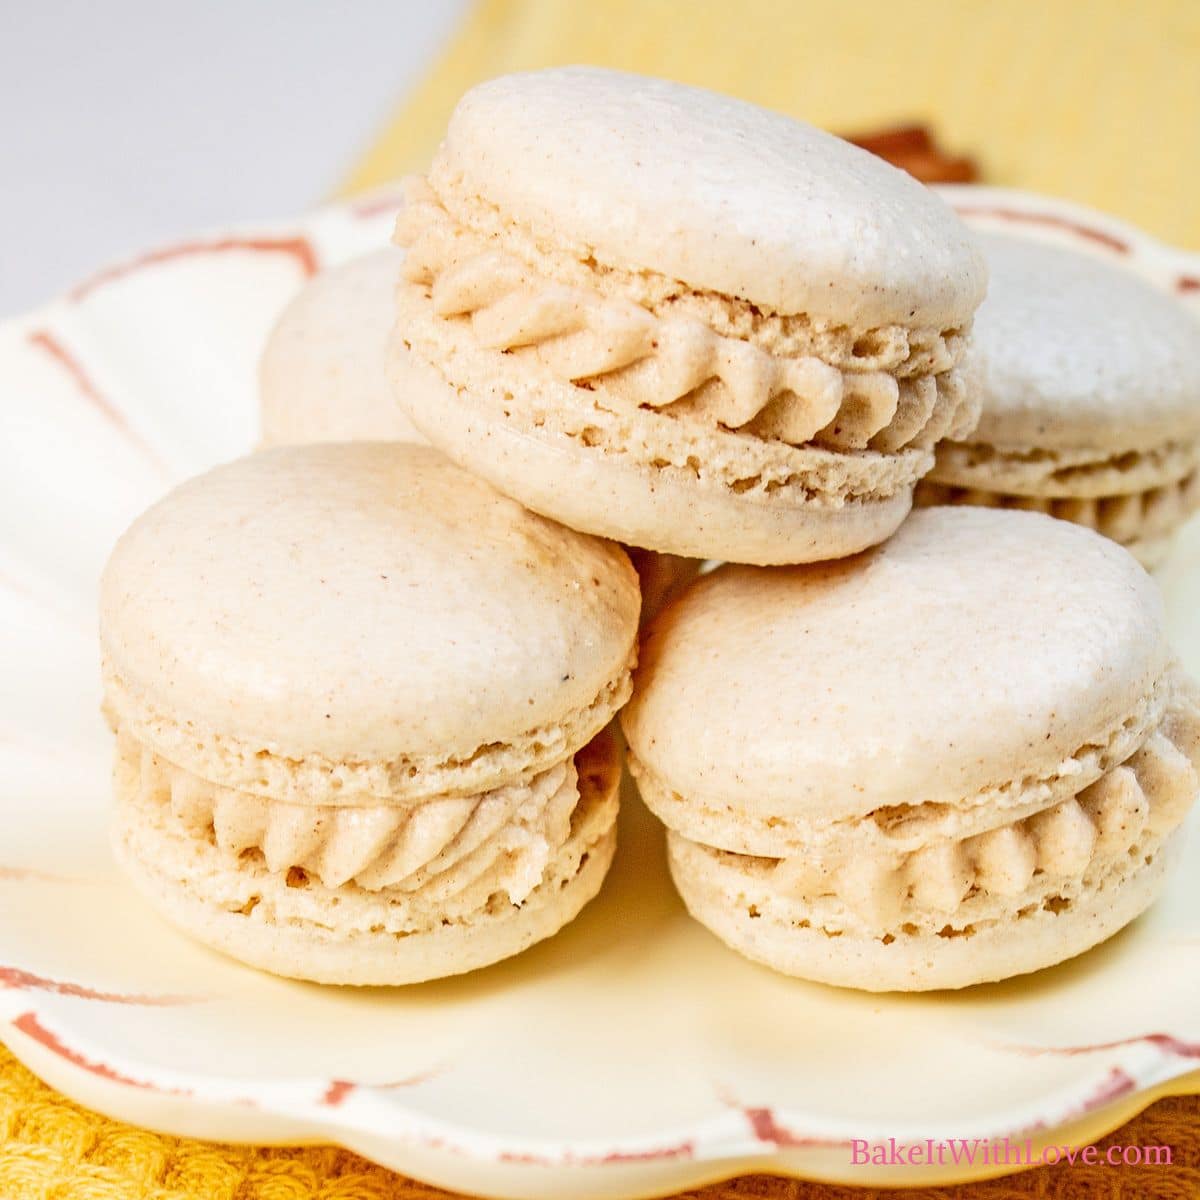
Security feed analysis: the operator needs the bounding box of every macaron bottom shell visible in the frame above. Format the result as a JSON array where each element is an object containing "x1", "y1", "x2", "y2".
[
  {"x1": 110, "y1": 731, "x2": 621, "y2": 986},
  {"x1": 667, "y1": 826, "x2": 1182, "y2": 992},
  {"x1": 917, "y1": 468, "x2": 1200, "y2": 571},
  {"x1": 390, "y1": 336, "x2": 916, "y2": 566}
]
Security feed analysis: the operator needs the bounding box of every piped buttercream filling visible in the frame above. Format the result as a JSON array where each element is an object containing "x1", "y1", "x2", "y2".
[
  {"x1": 395, "y1": 173, "x2": 978, "y2": 456},
  {"x1": 116, "y1": 732, "x2": 580, "y2": 907}
]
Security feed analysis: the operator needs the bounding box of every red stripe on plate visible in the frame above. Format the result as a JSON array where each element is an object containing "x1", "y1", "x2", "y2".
[
  {"x1": 952, "y1": 206, "x2": 1130, "y2": 254},
  {"x1": 69, "y1": 235, "x2": 318, "y2": 301},
  {"x1": 27, "y1": 329, "x2": 167, "y2": 473},
  {"x1": 11, "y1": 1010, "x2": 191, "y2": 1094},
  {"x1": 0, "y1": 964, "x2": 196, "y2": 1005}
]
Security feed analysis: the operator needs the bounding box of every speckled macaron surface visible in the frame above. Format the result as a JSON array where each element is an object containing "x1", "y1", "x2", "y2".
[
  {"x1": 260, "y1": 248, "x2": 426, "y2": 446},
  {"x1": 391, "y1": 66, "x2": 986, "y2": 565},
  {"x1": 622, "y1": 507, "x2": 1200, "y2": 990},
  {"x1": 100, "y1": 443, "x2": 640, "y2": 984},
  {"x1": 918, "y1": 232, "x2": 1200, "y2": 567}
]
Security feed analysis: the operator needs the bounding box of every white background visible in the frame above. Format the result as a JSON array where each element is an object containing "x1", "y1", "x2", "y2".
[{"x1": 1, "y1": 1, "x2": 469, "y2": 316}]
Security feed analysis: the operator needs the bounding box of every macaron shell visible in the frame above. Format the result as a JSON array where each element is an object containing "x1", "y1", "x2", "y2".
[
  {"x1": 100, "y1": 443, "x2": 639, "y2": 766},
  {"x1": 668, "y1": 826, "x2": 1181, "y2": 992},
  {"x1": 927, "y1": 439, "x2": 1200, "y2": 500},
  {"x1": 622, "y1": 507, "x2": 1170, "y2": 819},
  {"x1": 627, "y1": 659, "x2": 1175, "y2": 858},
  {"x1": 916, "y1": 472, "x2": 1200, "y2": 572},
  {"x1": 965, "y1": 232, "x2": 1200, "y2": 453},
  {"x1": 441, "y1": 68, "x2": 985, "y2": 327},
  {"x1": 111, "y1": 729, "x2": 622, "y2": 986},
  {"x1": 260, "y1": 248, "x2": 426, "y2": 446},
  {"x1": 392, "y1": 318, "x2": 916, "y2": 564}
]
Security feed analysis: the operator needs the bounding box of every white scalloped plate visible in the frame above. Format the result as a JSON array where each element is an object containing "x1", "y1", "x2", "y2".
[{"x1": 1, "y1": 186, "x2": 1199, "y2": 1200}]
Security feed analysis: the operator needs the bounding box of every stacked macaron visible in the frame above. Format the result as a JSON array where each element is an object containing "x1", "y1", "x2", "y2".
[
  {"x1": 916, "y1": 230, "x2": 1200, "y2": 567},
  {"x1": 101, "y1": 445, "x2": 638, "y2": 983},
  {"x1": 622, "y1": 509, "x2": 1200, "y2": 990},
  {"x1": 391, "y1": 67, "x2": 985, "y2": 565},
  {"x1": 101, "y1": 66, "x2": 1200, "y2": 993}
]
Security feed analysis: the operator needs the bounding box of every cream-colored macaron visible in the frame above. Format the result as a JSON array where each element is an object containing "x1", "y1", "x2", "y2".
[
  {"x1": 260, "y1": 248, "x2": 425, "y2": 445},
  {"x1": 391, "y1": 67, "x2": 986, "y2": 565},
  {"x1": 622, "y1": 507, "x2": 1200, "y2": 991},
  {"x1": 100, "y1": 443, "x2": 640, "y2": 984},
  {"x1": 917, "y1": 231, "x2": 1200, "y2": 567}
]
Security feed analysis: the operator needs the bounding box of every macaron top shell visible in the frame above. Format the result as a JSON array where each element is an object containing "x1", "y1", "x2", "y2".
[
  {"x1": 622, "y1": 507, "x2": 1168, "y2": 819},
  {"x1": 101, "y1": 443, "x2": 639, "y2": 762},
  {"x1": 440, "y1": 67, "x2": 985, "y2": 328},
  {"x1": 968, "y1": 232, "x2": 1200, "y2": 452}
]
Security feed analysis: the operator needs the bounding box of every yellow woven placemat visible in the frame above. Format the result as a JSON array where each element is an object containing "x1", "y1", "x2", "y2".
[
  {"x1": 345, "y1": 0, "x2": 1200, "y2": 250},
  {"x1": 0, "y1": 1045, "x2": 1197, "y2": 1198}
]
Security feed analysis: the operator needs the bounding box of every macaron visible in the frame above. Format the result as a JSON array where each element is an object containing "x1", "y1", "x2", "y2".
[
  {"x1": 260, "y1": 248, "x2": 426, "y2": 445},
  {"x1": 391, "y1": 67, "x2": 986, "y2": 565},
  {"x1": 622, "y1": 507, "x2": 1200, "y2": 991},
  {"x1": 916, "y1": 231, "x2": 1200, "y2": 567},
  {"x1": 100, "y1": 443, "x2": 639, "y2": 984}
]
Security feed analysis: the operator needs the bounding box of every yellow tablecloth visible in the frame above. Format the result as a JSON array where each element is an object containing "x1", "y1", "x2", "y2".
[
  {"x1": 0, "y1": 1047, "x2": 1196, "y2": 1198},
  {"x1": 7, "y1": 2, "x2": 1199, "y2": 1197},
  {"x1": 346, "y1": 0, "x2": 1200, "y2": 249}
]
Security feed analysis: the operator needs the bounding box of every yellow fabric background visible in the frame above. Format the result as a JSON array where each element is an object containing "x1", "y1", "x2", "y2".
[
  {"x1": 344, "y1": 0, "x2": 1200, "y2": 249},
  {"x1": 0, "y1": 1046, "x2": 1196, "y2": 1198}
]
